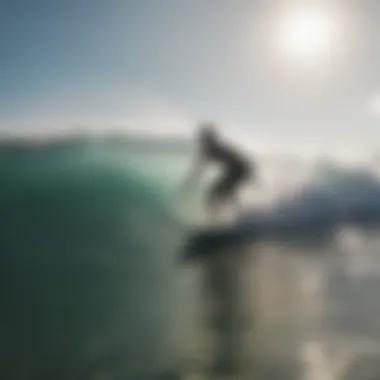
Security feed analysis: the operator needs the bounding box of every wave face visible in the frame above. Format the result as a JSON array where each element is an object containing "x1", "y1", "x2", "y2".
[{"x1": 0, "y1": 137, "x2": 184, "y2": 379}]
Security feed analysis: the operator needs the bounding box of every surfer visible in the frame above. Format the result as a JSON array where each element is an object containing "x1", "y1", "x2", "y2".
[{"x1": 182, "y1": 122, "x2": 254, "y2": 222}]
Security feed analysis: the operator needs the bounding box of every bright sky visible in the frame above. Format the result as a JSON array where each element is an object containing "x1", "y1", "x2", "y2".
[{"x1": 1, "y1": 0, "x2": 380, "y2": 156}]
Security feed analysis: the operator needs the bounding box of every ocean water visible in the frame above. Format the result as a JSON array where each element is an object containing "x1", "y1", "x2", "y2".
[
  {"x1": 0, "y1": 136, "x2": 188, "y2": 379},
  {"x1": 2, "y1": 135, "x2": 380, "y2": 380}
]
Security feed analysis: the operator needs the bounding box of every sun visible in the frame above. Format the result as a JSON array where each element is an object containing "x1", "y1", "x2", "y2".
[{"x1": 277, "y1": 6, "x2": 337, "y2": 65}]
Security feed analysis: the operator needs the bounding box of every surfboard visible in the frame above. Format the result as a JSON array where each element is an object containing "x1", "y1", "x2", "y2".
[{"x1": 179, "y1": 223, "x2": 254, "y2": 263}]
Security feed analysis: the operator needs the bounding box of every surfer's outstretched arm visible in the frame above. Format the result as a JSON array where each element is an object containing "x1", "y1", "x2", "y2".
[{"x1": 181, "y1": 154, "x2": 206, "y2": 193}]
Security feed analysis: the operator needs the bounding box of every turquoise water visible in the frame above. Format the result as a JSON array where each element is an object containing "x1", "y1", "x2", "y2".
[{"x1": 0, "y1": 137, "x2": 187, "y2": 379}]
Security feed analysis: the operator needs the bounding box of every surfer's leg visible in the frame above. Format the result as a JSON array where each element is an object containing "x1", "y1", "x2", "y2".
[
  {"x1": 207, "y1": 175, "x2": 231, "y2": 223},
  {"x1": 206, "y1": 190, "x2": 223, "y2": 224},
  {"x1": 207, "y1": 164, "x2": 252, "y2": 223},
  {"x1": 218, "y1": 170, "x2": 247, "y2": 218},
  {"x1": 230, "y1": 165, "x2": 253, "y2": 215}
]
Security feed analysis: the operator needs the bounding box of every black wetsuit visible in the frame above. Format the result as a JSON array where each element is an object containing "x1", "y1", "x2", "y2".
[{"x1": 202, "y1": 141, "x2": 252, "y2": 201}]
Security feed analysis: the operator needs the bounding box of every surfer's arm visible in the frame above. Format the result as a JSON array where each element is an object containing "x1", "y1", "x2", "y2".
[{"x1": 182, "y1": 154, "x2": 206, "y2": 191}]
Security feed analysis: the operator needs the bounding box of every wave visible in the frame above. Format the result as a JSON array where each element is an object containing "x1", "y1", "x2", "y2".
[
  {"x1": 239, "y1": 163, "x2": 380, "y2": 233},
  {"x1": 4, "y1": 134, "x2": 380, "y2": 378},
  {"x1": 0, "y1": 136, "x2": 182, "y2": 379}
]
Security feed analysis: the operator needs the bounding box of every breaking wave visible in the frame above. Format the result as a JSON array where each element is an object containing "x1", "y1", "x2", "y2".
[
  {"x1": 236, "y1": 161, "x2": 380, "y2": 241},
  {"x1": 0, "y1": 136, "x2": 183, "y2": 379}
]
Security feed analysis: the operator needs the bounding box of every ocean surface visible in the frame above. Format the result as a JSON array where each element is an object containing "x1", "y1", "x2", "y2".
[{"x1": 2, "y1": 134, "x2": 380, "y2": 380}]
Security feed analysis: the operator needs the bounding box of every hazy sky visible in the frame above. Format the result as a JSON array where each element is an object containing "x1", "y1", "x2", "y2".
[{"x1": 1, "y1": 0, "x2": 380, "y2": 155}]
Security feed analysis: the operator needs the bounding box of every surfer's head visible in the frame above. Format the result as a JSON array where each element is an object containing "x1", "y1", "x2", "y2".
[{"x1": 198, "y1": 122, "x2": 218, "y2": 146}]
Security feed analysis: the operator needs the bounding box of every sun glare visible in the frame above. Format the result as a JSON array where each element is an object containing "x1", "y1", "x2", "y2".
[{"x1": 277, "y1": 6, "x2": 338, "y2": 65}]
